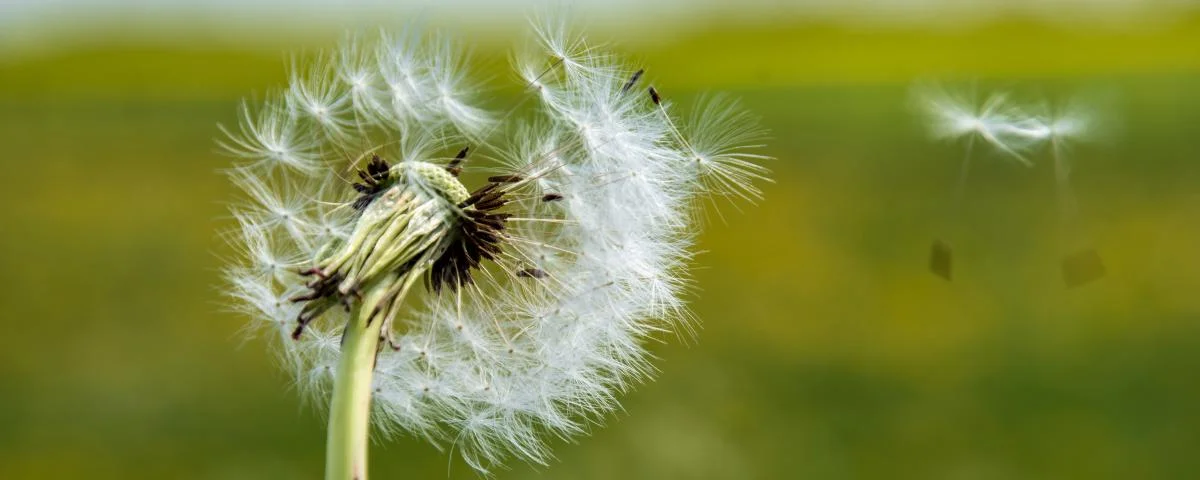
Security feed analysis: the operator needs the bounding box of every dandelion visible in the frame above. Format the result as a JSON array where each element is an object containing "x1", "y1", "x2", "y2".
[{"x1": 219, "y1": 17, "x2": 769, "y2": 478}]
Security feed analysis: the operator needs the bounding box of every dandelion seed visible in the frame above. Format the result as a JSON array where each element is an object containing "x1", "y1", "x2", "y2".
[
  {"x1": 621, "y1": 68, "x2": 644, "y2": 93},
  {"x1": 218, "y1": 99, "x2": 321, "y2": 173},
  {"x1": 286, "y1": 54, "x2": 355, "y2": 141},
  {"x1": 1061, "y1": 247, "x2": 1106, "y2": 288},
  {"x1": 679, "y1": 94, "x2": 773, "y2": 203},
  {"x1": 912, "y1": 82, "x2": 1041, "y2": 281},
  {"x1": 1021, "y1": 95, "x2": 1107, "y2": 287},
  {"x1": 220, "y1": 15, "x2": 770, "y2": 476}
]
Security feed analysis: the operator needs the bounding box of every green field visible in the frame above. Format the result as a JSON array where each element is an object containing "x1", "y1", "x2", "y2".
[{"x1": 1, "y1": 20, "x2": 1198, "y2": 479}]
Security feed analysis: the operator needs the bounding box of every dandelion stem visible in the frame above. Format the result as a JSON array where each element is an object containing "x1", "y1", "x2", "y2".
[
  {"x1": 326, "y1": 271, "x2": 420, "y2": 480},
  {"x1": 952, "y1": 135, "x2": 976, "y2": 213},
  {"x1": 1051, "y1": 140, "x2": 1078, "y2": 226}
]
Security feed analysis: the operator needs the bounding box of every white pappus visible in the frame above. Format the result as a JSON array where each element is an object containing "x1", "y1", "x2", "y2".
[
  {"x1": 220, "y1": 18, "x2": 771, "y2": 474},
  {"x1": 912, "y1": 82, "x2": 1101, "y2": 167}
]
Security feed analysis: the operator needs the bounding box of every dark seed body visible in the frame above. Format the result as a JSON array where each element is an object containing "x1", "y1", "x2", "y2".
[
  {"x1": 518, "y1": 268, "x2": 547, "y2": 279},
  {"x1": 474, "y1": 199, "x2": 508, "y2": 211},
  {"x1": 487, "y1": 175, "x2": 524, "y2": 183},
  {"x1": 446, "y1": 146, "x2": 470, "y2": 176},
  {"x1": 352, "y1": 155, "x2": 393, "y2": 211},
  {"x1": 621, "y1": 69, "x2": 644, "y2": 93},
  {"x1": 459, "y1": 183, "x2": 499, "y2": 208}
]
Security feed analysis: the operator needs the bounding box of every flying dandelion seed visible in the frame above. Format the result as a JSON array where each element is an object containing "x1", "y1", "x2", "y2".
[
  {"x1": 1020, "y1": 95, "x2": 1107, "y2": 287},
  {"x1": 912, "y1": 82, "x2": 1042, "y2": 281},
  {"x1": 220, "y1": 16, "x2": 770, "y2": 478}
]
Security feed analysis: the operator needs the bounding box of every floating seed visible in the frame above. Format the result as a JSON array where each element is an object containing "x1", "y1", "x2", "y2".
[
  {"x1": 1062, "y1": 248, "x2": 1105, "y2": 288},
  {"x1": 929, "y1": 239, "x2": 952, "y2": 281}
]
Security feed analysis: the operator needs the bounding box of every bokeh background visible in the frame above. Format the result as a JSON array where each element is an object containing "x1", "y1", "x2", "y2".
[{"x1": 2, "y1": 1, "x2": 1199, "y2": 478}]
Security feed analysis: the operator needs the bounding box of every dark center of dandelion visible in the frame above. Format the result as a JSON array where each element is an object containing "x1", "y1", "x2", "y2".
[
  {"x1": 289, "y1": 155, "x2": 525, "y2": 340},
  {"x1": 427, "y1": 185, "x2": 512, "y2": 293},
  {"x1": 350, "y1": 155, "x2": 392, "y2": 211}
]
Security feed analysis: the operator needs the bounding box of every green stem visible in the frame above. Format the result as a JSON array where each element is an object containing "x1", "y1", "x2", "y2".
[
  {"x1": 325, "y1": 273, "x2": 419, "y2": 480},
  {"x1": 325, "y1": 290, "x2": 384, "y2": 480}
]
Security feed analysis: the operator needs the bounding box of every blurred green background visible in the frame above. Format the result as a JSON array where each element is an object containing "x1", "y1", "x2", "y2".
[{"x1": 2, "y1": 1, "x2": 1199, "y2": 478}]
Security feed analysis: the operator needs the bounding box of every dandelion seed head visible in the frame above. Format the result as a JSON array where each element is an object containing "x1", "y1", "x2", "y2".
[{"x1": 220, "y1": 15, "x2": 770, "y2": 473}]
